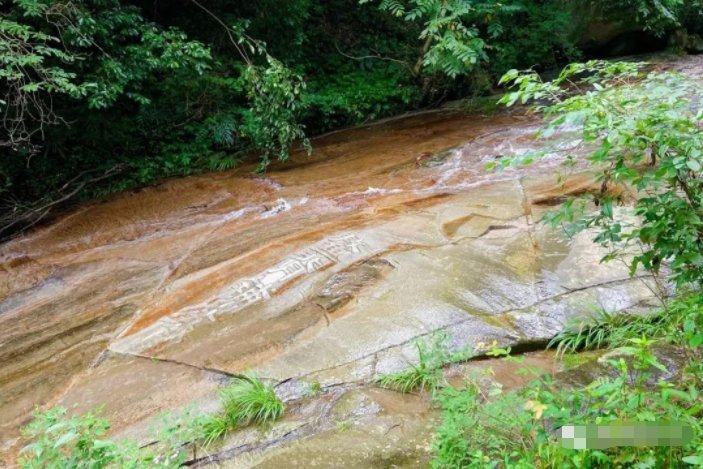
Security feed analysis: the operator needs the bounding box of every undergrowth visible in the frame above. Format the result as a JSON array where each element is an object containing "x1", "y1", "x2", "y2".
[
  {"x1": 431, "y1": 294, "x2": 703, "y2": 468},
  {"x1": 17, "y1": 374, "x2": 285, "y2": 468},
  {"x1": 374, "y1": 333, "x2": 473, "y2": 394},
  {"x1": 549, "y1": 296, "x2": 702, "y2": 357},
  {"x1": 429, "y1": 58, "x2": 703, "y2": 467}
]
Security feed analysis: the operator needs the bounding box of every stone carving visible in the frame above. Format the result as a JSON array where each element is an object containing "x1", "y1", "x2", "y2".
[
  {"x1": 111, "y1": 233, "x2": 373, "y2": 354},
  {"x1": 315, "y1": 234, "x2": 369, "y2": 260},
  {"x1": 111, "y1": 316, "x2": 185, "y2": 354},
  {"x1": 291, "y1": 248, "x2": 330, "y2": 272},
  {"x1": 259, "y1": 250, "x2": 327, "y2": 288},
  {"x1": 228, "y1": 278, "x2": 271, "y2": 305}
]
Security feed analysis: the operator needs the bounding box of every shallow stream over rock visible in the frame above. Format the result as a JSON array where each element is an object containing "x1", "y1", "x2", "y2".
[{"x1": 2, "y1": 55, "x2": 701, "y2": 467}]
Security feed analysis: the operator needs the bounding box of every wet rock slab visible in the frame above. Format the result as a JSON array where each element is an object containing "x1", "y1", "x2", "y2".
[
  {"x1": 5, "y1": 170, "x2": 660, "y2": 466},
  {"x1": 5, "y1": 58, "x2": 702, "y2": 465},
  {"x1": 201, "y1": 387, "x2": 435, "y2": 469},
  {"x1": 1, "y1": 171, "x2": 660, "y2": 465}
]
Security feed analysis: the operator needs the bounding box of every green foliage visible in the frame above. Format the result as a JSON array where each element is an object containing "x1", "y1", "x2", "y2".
[
  {"x1": 188, "y1": 374, "x2": 286, "y2": 445},
  {"x1": 499, "y1": 60, "x2": 703, "y2": 286},
  {"x1": 432, "y1": 295, "x2": 703, "y2": 468},
  {"x1": 680, "y1": 0, "x2": 703, "y2": 33},
  {"x1": 549, "y1": 309, "x2": 629, "y2": 358},
  {"x1": 488, "y1": 1, "x2": 581, "y2": 76},
  {"x1": 304, "y1": 67, "x2": 420, "y2": 131},
  {"x1": 374, "y1": 333, "x2": 472, "y2": 393},
  {"x1": 306, "y1": 381, "x2": 323, "y2": 396},
  {"x1": 551, "y1": 294, "x2": 703, "y2": 356},
  {"x1": 432, "y1": 376, "x2": 534, "y2": 468},
  {"x1": 459, "y1": 60, "x2": 703, "y2": 467},
  {"x1": 197, "y1": 413, "x2": 230, "y2": 447},
  {"x1": 361, "y1": 0, "x2": 520, "y2": 78},
  {"x1": 242, "y1": 56, "x2": 311, "y2": 171},
  {"x1": 592, "y1": 0, "x2": 686, "y2": 35},
  {"x1": 3, "y1": 0, "x2": 703, "y2": 239},
  {"x1": 18, "y1": 407, "x2": 185, "y2": 468},
  {"x1": 18, "y1": 374, "x2": 287, "y2": 466},
  {"x1": 219, "y1": 375, "x2": 285, "y2": 426},
  {"x1": 19, "y1": 407, "x2": 119, "y2": 468},
  {"x1": 5, "y1": 0, "x2": 211, "y2": 116},
  {"x1": 549, "y1": 308, "x2": 664, "y2": 357},
  {"x1": 0, "y1": 17, "x2": 85, "y2": 152},
  {"x1": 22, "y1": 0, "x2": 211, "y2": 101}
]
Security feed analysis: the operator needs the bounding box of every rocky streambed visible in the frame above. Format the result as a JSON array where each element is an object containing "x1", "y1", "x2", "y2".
[{"x1": 2, "y1": 54, "x2": 701, "y2": 468}]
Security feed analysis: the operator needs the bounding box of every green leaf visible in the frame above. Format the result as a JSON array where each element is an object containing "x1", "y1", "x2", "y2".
[
  {"x1": 53, "y1": 431, "x2": 77, "y2": 448},
  {"x1": 687, "y1": 160, "x2": 701, "y2": 172}
]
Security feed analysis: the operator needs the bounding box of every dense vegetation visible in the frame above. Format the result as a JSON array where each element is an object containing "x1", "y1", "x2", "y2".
[
  {"x1": 499, "y1": 60, "x2": 703, "y2": 286},
  {"x1": 429, "y1": 56, "x2": 703, "y2": 467},
  {"x1": 7, "y1": 1, "x2": 703, "y2": 466},
  {"x1": 433, "y1": 295, "x2": 703, "y2": 468},
  {"x1": 1, "y1": 0, "x2": 702, "y2": 236}
]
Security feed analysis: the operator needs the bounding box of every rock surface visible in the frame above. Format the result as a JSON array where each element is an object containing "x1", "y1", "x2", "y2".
[{"x1": 2, "y1": 55, "x2": 701, "y2": 468}]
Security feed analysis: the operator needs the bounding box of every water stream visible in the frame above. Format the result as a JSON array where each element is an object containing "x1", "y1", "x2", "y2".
[{"x1": 1, "y1": 54, "x2": 700, "y2": 467}]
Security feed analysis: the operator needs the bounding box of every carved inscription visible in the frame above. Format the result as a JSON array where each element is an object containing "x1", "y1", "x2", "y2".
[{"x1": 111, "y1": 233, "x2": 372, "y2": 354}]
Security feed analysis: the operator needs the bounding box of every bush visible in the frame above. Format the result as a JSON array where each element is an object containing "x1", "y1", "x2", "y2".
[
  {"x1": 431, "y1": 60, "x2": 703, "y2": 467},
  {"x1": 432, "y1": 295, "x2": 703, "y2": 468},
  {"x1": 499, "y1": 60, "x2": 703, "y2": 287},
  {"x1": 489, "y1": 1, "x2": 581, "y2": 77},
  {"x1": 18, "y1": 407, "x2": 185, "y2": 468},
  {"x1": 549, "y1": 295, "x2": 703, "y2": 357},
  {"x1": 303, "y1": 67, "x2": 420, "y2": 131}
]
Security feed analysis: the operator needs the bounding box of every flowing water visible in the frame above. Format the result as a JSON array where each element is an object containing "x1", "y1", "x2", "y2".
[{"x1": 1, "y1": 55, "x2": 700, "y2": 467}]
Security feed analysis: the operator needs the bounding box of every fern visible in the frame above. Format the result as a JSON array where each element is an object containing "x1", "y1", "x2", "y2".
[{"x1": 362, "y1": 0, "x2": 515, "y2": 78}]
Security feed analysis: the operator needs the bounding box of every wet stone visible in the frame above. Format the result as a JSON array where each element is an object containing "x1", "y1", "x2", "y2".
[
  {"x1": 415, "y1": 148, "x2": 457, "y2": 168},
  {"x1": 557, "y1": 344, "x2": 690, "y2": 388},
  {"x1": 5, "y1": 54, "x2": 702, "y2": 467},
  {"x1": 312, "y1": 258, "x2": 394, "y2": 314}
]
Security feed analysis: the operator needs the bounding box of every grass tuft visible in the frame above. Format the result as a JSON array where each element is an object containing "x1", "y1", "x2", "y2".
[
  {"x1": 374, "y1": 333, "x2": 472, "y2": 394},
  {"x1": 375, "y1": 363, "x2": 442, "y2": 393},
  {"x1": 548, "y1": 309, "x2": 621, "y2": 357},
  {"x1": 220, "y1": 375, "x2": 285, "y2": 426},
  {"x1": 198, "y1": 414, "x2": 229, "y2": 446},
  {"x1": 547, "y1": 303, "x2": 690, "y2": 358}
]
